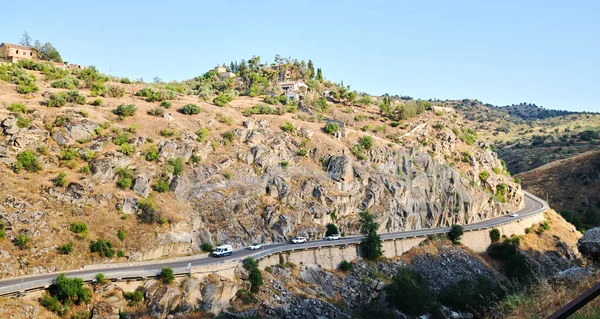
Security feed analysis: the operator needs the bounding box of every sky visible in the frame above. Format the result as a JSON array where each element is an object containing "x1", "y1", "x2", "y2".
[{"x1": 1, "y1": 0, "x2": 598, "y2": 112}]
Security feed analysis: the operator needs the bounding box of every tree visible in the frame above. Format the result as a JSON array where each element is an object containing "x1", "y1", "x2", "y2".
[
  {"x1": 20, "y1": 32, "x2": 32, "y2": 47},
  {"x1": 243, "y1": 257, "x2": 263, "y2": 293},
  {"x1": 325, "y1": 223, "x2": 339, "y2": 236},
  {"x1": 160, "y1": 267, "x2": 175, "y2": 284},
  {"x1": 386, "y1": 266, "x2": 431, "y2": 315},
  {"x1": 54, "y1": 274, "x2": 90, "y2": 304},
  {"x1": 316, "y1": 68, "x2": 323, "y2": 82},
  {"x1": 448, "y1": 224, "x2": 464, "y2": 244},
  {"x1": 307, "y1": 60, "x2": 315, "y2": 80},
  {"x1": 490, "y1": 229, "x2": 501, "y2": 242},
  {"x1": 359, "y1": 210, "x2": 382, "y2": 260},
  {"x1": 90, "y1": 239, "x2": 115, "y2": 257},
  {"x1": 36, "y1": 42, "x2": 63, "y2": 63}
]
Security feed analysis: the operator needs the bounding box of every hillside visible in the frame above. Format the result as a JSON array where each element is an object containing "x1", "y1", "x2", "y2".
[
  {"x1": 0, "y1": 59, "x2": 523, "y2": 279},
  {"x1": 517, "y1": 150, "x2": 600, "y2": 230}
]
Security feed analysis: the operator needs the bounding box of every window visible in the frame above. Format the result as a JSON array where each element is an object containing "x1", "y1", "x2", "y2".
[
  {"x1": 16, "y1": 50, "x2": 19, "y2": 54},
  {"x1": 29, "y1": 52, "x2": 32, "y2": 56},
  {"x1": 23, "y1": 51, "x2": 26, "y2": 55}
]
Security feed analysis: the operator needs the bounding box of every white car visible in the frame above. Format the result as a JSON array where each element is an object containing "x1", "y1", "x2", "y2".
[
  {"x1": 291, "y1": 236, "x2": 307, "y2": 244},
  {"x1": 510, "y1": 213, "x2": 519, "y2": 218},
  {"x1": 326, "y1": 234, "x2": 341, "y2": 240},
  {"x1": 248, "y1": 243, "x2": 262, "y2": 250}
]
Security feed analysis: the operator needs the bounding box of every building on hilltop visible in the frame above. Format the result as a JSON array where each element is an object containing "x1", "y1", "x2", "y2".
[
  {"x1": 0, "y1": 43, "x2": 38, "y2": 62},
  {"x1": 214, "y1": 65, "x2": 236, "y2": 80},
  {"x1": 279, "y1": 80, "x2": 308, "y2": 100},
  {"x1": 68, "y1": 64, "x2": 87, "y2": 70}
]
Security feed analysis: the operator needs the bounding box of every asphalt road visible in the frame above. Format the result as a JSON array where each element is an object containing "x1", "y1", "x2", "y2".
[{"x1": 0, "y1": 191, "x2": 547, "y2": 296}]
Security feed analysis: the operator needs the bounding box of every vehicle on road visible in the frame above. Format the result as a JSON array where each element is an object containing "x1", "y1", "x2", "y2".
[
  {"x1": 212, "y1": 244, "x2": 233, "y2": 257},
  {"x1": 291, "y1": 236, "x2": 307, "y2": 244},
  {"x1": 326, "y1": 234, "x2": 341, "y2": 240},
  {"x1": 248, "y1": 243, "x2": 262, "y2": 250},
  {"x1": 510, "y1": 213, "x2": 519, "y2": 217}
]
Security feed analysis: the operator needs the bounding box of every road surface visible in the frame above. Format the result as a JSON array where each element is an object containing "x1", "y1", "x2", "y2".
[{"x1": 0, "y1": 191, "x2": 547, "y2": 296}]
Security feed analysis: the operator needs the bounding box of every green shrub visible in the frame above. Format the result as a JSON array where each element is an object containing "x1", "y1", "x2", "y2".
[
  {"x1": 0, "y1": 222, "x2": 5, "y2": 240},
  {"x1": 16, "y1": 116, "x2": 30, "y2": 128},
  {"x1": 15, "y1": 150, "x2": 42, "y2": 173},
  {"x1": 124, "y1": 290, "x2": 144, "y2": 306},
  {"x1": 53, "y1": 172, "x2": 67, "y2": 187},
  {"x1": 54, "y1": 115, "x2": 70, "y2": 126},
  {"x1": 479, "y1": 171, "x2": 490, "y2": 182},
  {"x1": 145, "y1": 146, "x2": 159, "y2": 161},
  {"x1": 448, "y1": 224, "x2": 464, "y2": 244},
  {"x1": 359, "y1": 210, "x2": 382, "y2": 260},
  {"x1": 79, "y1": 165, "x2": 91, "y2": 175},
  {"x1": 281, "y1": 122, "x2": 295, "y2": 133},
  {"x1": 280, "y1": 161, "x2": 289, "y2": 168},
  {"x1": 117, "y1": 250, "x2": 125, "y2": 257},
  {"x1": 492, "y1": 167, "x2": 502, "y2": 174},
  {"x1": 153, "y1": 178, "x2": 170, "y2": 193},
  {"x1": 59, "y1": 148, "x2": 77, "y2": 160},
  {"x1": 243, "y1": 257, "x2": 263, "y2": 293},
  {"x1": 95, "y1": 273, "x2": 106, "y2": 285},
  {"x1": 137, "y1": 197, "x2": 157, "y2": 224},
  {"x1": 118, "y1": 143, "x2": 136, "y2": 156},
  {"x1": 495, "y1": 183, "x2": 507, "y2": 203},
  {"x1": 166, "y1": 157, "x2": 184, "y2": 176},
  {"x1": 37, "y1": 144, "x2": 49, "y2": 155},
  {"x1": 219, "y1": 115, "x2": 233, "y2": 125},
  {"x1": 339, "y1": 260, "x2": 352, "y2": 272},
  {"x1": 236, "y1": 288, "x2": 258, "y2": 304},
  {"x1": 89, "y1": 83, "x2": 105, "y2": 97},
  {"x1": 438, "y1": 276, "x2": 503, "y2": 314},
  {"x1": 324, "y1": 122, "x2": 340, "y2": 135},
  {"x1": 114, "y1": 104, "x2": 137, "y2": 118},
  {"x1": 115, "y1": 167, "x2": 133, "y2": 189},
  {"x1": 90, "y1": 239, "x2": 115, "y2": 257},
  {"x1": 64, "y1": 90, "x2": 86, "y2": 104},
  {"x1": 490, "y1": 229, "x2": 501, "y2": 242},
  {"x1": 326, "y1": 223, "x2": 339, "y2": 236},
  {"x1": 360, "y1": 135, "x2": 373, "y2": 150},
  {"x1": 160, "y1": 101, "x2": 172, "y2": 109},
  {"x1": 51, "y1": 77, "x2": 79, "y2": 89},
  {"x1": 14, "y1": 234, "x2": 30, "y2": 249},
  {"x1": 201, "y1": 242, "x2": 214, "y2": 252},
  {"x1": 46, "y1": 92, "x2": 67, "y2": 107},
  {"x1": 180, "y1": 104, "x2": 201, "y2": 115},
  {"x1": 386, "y1": 266, "x2": 432, "y2": 315},
  {"x1": 297, "y1": 148, "x2": 308, "y2": 156},
  {"x1": 91, "y1": 98, "x2": 103, "y2": 106},
  {"x1": 8, "y1": 103, "x2": 27, "y2": 113},
  {"x1": 70, "y1": 222, "x2": 88, "y2": 234},
  {"x1": 160, "y1": 267, "x2": 175, "y2": 284},
  {"x1": 41, "y1": 294, "x2": 65, "y2": 314},
  {"x1": 103, "y1": 85, "x2": 125, "y2": 98},
  {"x1": 160, "y1": 128, "x2": 176, "y2": 137},
  {"x1": 213, "y1": 92, "x2": 233, "y2": 107},
  {"x1": 117, "y1": 229, "x2": 126, "y2": 241},
  {"x1": 222, "y1": 131, "x2": 236, "y2": 144},
  {"x1": 120, "y1": 78, "x2": 131, "y2": 84},
  {"x1": 57, "y1": 241, "x2": 73, "y2": 255}
]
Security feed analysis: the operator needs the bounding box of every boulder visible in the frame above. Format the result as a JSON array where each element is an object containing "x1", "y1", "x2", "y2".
[
  {"x1": 326, "y1": 155, "x2": 353, "y2": 182},
  {"x1": 132, "y1": 175, "x2": 151, "y2": 198},
  {"x1": 121, "y1": 197, "x2": 138, "y2": 215},
  {"x1": 578, "y1": 227, "x2": 600, "y2": 261}
]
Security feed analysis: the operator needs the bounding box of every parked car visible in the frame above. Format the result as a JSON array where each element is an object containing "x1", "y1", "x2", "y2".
[
  {"x1": 326, "y1": 234, "x2": 341, "y2": 240},
  {"x1": 291, "y1": 236, "x2": 307, "y2": 244},
  {"x1": 248, "y1": 243, "x2": 262, "y2": 250},
  {"x1": 510, "y1": 213, "x2": 519, "y2": 218},
  {"x1": 212, "y1": 244, "x2": 233, "y2": 257}
]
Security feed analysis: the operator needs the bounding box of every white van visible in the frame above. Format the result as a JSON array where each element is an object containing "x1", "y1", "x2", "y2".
[{"x1": 212, "y1": 244, "x2": 233, "y2": 257}]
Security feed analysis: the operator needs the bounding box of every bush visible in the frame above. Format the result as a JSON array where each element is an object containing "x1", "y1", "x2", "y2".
[
  {"x1": 70, "y1": 222, "x2": 88, "y2": 234},
  {"x1": 41, "y1": 294, "x2": 65, "y2": 314},
  {"x1": 16, "y1": 116, "x2": 30, "y2": 128},
  {"x1": 180, "y1": 104, "x2": 201, "y2": 115},
  {"x1": 281, "y1": 122, "x2": 295, "y2": 133},
  {"x1": 52, "y1": 172, "x2": 67, "y2": 187},
  {"x1": 15, "y1": 234, "x2": 30, "y2": 249},
  {"x1": 103, "y1": 85, "x2": 125, "y2": 98},
  {"x1": 324, "y1": 122, "x2": 340, "y2": 135},
  {"x1": 213, "y1": 92, "x2": 233, "y2": 106},
  {"x1": 196, "y1": 127, "x2": 209, "y2": 142},
  {"x1": 490, "y1": 228, "x2": 501, "y2": 242},
  {"x1": 360, "y1": 136, "x2": 373, "y2": 150},
  {"x1": 153, "y1": 178, "x2": 170, "y2": 193},
  {"x1": 160, "y1": 101, "x2": 172, "y2": 109},
  {"x1": 95, "y1": 273, "x2": 106, "y2": 285},
  {"x1": 448, "y1": 224, "x2": 464, "y2": 244},
  {"x1": 8, "y1": 102, "x2": 27, "y2": 113},
  {"x1": 57, "y1": 241, "x2": 73, "y2": 254},
  {"x1": 115, "y1": 167, "x2": 133, "y2": 189},
  {"x1": 80, "y1": 165, "x2": 91, "y2": 175},
  {"x1": 51, "y1": 77, "x2": 79, "y2": 89},
  {"x1": 219, "y1": 115, "x2": 233, "y2": 125},
  {"x1": 166, "y1": 157, "x2": 184, "y2": 176},
  {"x1": 15, "y1": 150, "x2": 43, "y2": 173},
  {"x1": 46, "y1": 92, "x2": 67, "y2": 107},
  {"x1": 55, "y1": 273, "x2": 90, "y2": 304},
  {"x1": 201, "y1": 242, "x2": 214, "y2": 252},
  {"x1": 118, "y1": 143, "x2": 136, "y2": 156},
  {"x1": 496, "y1": 183, "x2": 508, "y2": 203},
  {"x1": 386, "y1": 267, "x2": 432, "y2": 315},
  {"x1": 236, "y1": 288, "x2": 258, "y2": 304},
  {"x1": 137, "y1": 197, "x2": 157, "y2": 224},
  {"x1": 243, "y1": 257, "x2": 263, "y2": 293},
  {"x1": 359, "y1": 211, "x2": 382, "y2": 260},
  {"x1": 438, "y1": 276, "x2": 503, "y2": 314},
  {"x1": 0, "y1": 222, "x2": 5, "y2": 240},
  {"x1": 479, "y1": 171, "x2": 490, "y2": 182},
  {"x1": 124, "y1": 290, "x2": 144, "y2": 306},
  {"x1": 59, "y1": 147, "x2": 77, "y2": 160},
  {"x1": 222, "y1": 131, "x2": 236, "y2": 144},
  {"x1": 339, "y1": 260, "x2": 352, "y2": 272},
  {"x1": 120, "y1": 77, "x2": 132, "y2": 84},
  {"x1": 117, "y1": 250, "x2": 125, "y2": 257},
  {"x1": 160, "y1": 267, "x2": 175, "y2": 284},
  {"x1": 90, "y1": 239, "x2": 115, "y2": 257},
  {"x1": 298, "y1": 148, "x2": 308, "y2": 156},
  {"x1": 114, "y1": 104, "x2": 137, "y2": 118},
  {"x1": 117, "y1": 229, "x2": 126, "y2": 241}
]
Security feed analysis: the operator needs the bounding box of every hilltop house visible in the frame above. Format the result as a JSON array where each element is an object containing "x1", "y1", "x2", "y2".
[
  {"x1": 0, "y1": 43, "x2": 38, "y2": 62},
  {"x1": 279, "y1": 80, "x2": 308, "y2": 100},
  {"x1": 214, "y1": 66, "x2": 236, "y2": 80}
]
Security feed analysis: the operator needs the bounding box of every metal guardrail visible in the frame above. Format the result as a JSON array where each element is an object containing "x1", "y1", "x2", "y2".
[
  {"x1": 547, "y1": 283, "x2": 600, "y2": 319},
  {"x1": 0, "y1": 191, "x2": 548, "y2": 297}
]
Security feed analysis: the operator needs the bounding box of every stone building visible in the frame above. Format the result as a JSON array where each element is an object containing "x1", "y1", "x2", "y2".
[{"x1": 0, "y1": 43, "x2": 38, "y2": 62}]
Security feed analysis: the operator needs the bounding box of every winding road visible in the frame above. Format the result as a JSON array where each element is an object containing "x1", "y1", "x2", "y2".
[{"x1": 0, "y1": 191, "x2": 547, "y2": 296}]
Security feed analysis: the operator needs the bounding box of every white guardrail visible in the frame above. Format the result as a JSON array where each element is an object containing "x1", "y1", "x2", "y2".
[{"x1": 0, "y1": 191, "x2": 548, "y2": 297}]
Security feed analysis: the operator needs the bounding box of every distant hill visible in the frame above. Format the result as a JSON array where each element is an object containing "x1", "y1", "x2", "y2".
[
  {"x1": 495, "y1": 103, "x2": 576, "y2": 120},
  {"x1": 517, "y1": 150, "x2": 600, "y2": 229}
]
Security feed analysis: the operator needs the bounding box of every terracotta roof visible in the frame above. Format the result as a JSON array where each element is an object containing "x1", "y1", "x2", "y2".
[{"x1": 0, "y1": 43, "x2": 33, "y2": 51}]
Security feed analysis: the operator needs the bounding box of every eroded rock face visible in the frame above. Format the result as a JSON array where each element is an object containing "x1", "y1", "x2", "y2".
[
  {"x1": 132, "y1": 175, "x2": 151, "y2": 198},
  {"x1": 578, "y1": 227, "x2": 600, "y2": 261},
  {"x1": 53, "y1": 120, "x2": 99, "y2": 146}
]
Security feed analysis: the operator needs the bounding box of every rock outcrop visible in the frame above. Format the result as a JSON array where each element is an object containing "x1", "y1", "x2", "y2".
[{"x1": 578, "y1": 227, "x2": 600, "y2": 262}]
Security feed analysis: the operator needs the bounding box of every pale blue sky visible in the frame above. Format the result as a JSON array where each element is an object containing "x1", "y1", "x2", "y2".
[{"x1": 1, "y1": 0, "x2": 598, "y2": 112}]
